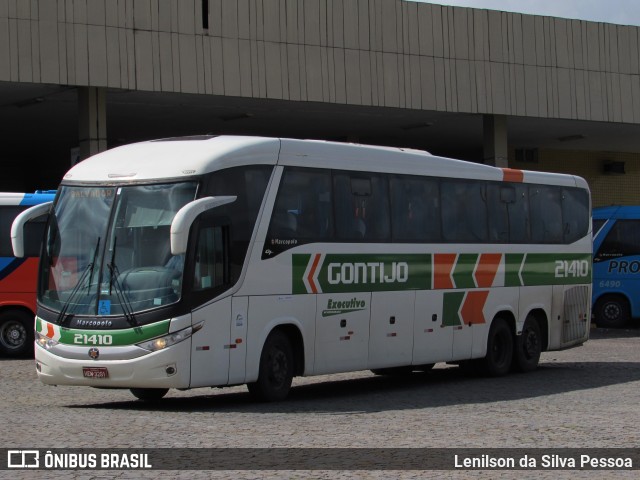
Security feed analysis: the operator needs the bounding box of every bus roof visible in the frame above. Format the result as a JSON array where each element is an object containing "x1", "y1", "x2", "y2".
[
  {"x1": 62, "y1": 135, "x2": 586, "y2": 188},
  {"x1": 593, "y1": 206, "x2": 640, "y2": 219},
  {"x1": 0, "y1": 191, "x2": 56, "y2": 206}
]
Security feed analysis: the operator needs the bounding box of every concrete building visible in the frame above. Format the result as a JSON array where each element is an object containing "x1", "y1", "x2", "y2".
[{"x1": 1, "y1": 0, "x2": 640, "y2": 206}]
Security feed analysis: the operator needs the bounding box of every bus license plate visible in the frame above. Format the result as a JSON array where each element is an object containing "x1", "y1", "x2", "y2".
[{"x1": 82, "y1": 367, "x2": 109, "y2": 379}]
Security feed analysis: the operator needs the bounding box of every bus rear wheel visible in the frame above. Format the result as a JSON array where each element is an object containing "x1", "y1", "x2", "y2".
[
  {"x1": 130, "y1": 388, "x2": 169, "y2": 402},
  {"x1": 512, "y1": 316, "x2": 542, "y2": 373},
  {"x1": 0, "y1": 310, "x2": 34, "y2": 357},
  {"x1": 594, "y1": 295, "x2": 630, "y2": 328},
  {"x1": 247, "y1": 331, "x2": 294, "y2": 402},
  {"x1": 482, "y1": 318, "x2": 513, "y2": 377}
]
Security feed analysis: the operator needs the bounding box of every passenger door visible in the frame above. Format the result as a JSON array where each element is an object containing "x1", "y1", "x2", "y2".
[{"x1": 188, "y1": 221, "x2": 232, "y2": 387}]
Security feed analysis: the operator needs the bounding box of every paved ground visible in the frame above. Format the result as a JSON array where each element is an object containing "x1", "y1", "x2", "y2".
[{"x1": 1, "y1": 327, "x2": 639, "y2": 479}]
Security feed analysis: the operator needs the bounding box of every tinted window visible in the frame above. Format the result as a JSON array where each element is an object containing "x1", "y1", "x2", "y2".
[
  {"x1": 204, "y1": 166, "x2": 272, "y2": 282},
  {"x1": 0, "y1": 206, "x2": 23, "y2": 256},
  {"x1": 562, "y1": 188, "x2": 590, "y2": 243},
  {"x1": 529, "y1": 186, "x2": 563, "y2": 243},
  {"x1": 193, "y1": 225, "x2": 227, "y2": 291},
  {"x1": 266, "y1": 168, "x2": 333, "y2": 256},
  {"x1": 261, "y1": 167, "x2": 590, "y2": 256},
  {"x1": 0, "y1": 207, "x2": 47, "y2": 257},
  {"x1": 487, "y1": 183, "x2": 530, "y2": 243},
  {"x1": 333, "y1": 172, "x2": 390, "y2": 241},
  {"x1": 390, "y1": 175, "x2": 440, "y2": 242},
  {"x1": 595, "y1": 220, "x2": 640, "y2": 261},
  {"x1": 441, "y1": 180, "x2": 488, "y2": 242}
]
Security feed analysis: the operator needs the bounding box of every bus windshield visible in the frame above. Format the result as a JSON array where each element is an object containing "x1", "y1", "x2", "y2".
[{"x1": 39, "y1": 182, "x2": 197, "y2": 318}]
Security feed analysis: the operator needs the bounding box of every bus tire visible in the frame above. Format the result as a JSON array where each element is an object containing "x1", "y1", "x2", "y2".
[
  {"x1": 594, "y1": 295, "x2": 630, "y2": 328},
  {"x1": 0, "y1": 310, "x2": 34, "y2": 357},
  {"x1": 130, "y1": 388, "x2": 169, "y2": 402},
  {"x1": 512, "y1": 316, "x2": 542, "y2": 373},
  {"x1": 370, "y1": 366, "x2": 414, "y2": 376},
  {"x1": 247, "y1": 331, "x2": 294, "y2": 402},
  {"x1": 482, "y1": 318, "x2": 513, "y2": 377}
]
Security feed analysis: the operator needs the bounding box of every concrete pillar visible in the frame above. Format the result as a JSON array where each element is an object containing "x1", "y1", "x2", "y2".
[
  {"x1": 78, "y1": 87, "x2": 107, "y2": 161},
  {"x1": 483, "y1": 114, "x2": 508, "y2": 167}
]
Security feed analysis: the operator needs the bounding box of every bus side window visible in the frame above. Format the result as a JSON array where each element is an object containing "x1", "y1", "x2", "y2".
[
  {"x1": 23, "y1": 214, "x2": 49, "y2": 257},
  {"x1": 193, "y1": 225, "x2": 228, "y2": 291},
  {"x1": 529, "y1": 186, "x2": 562, "y2": 243},
  {"x1": 334, "y1": 172, "x2": 390, "y2": 242},
  {"x1": 441, "y1": 180, "x2": 488, "y2": 243},
  {"x1": 265, "y1": 168, "x2": 333, "y2": 254},
  {"x1": 595, "y1": 220, "x2": 640, "y2": 261},
  {"x1": 487, "y1": 183, "x2": 529, "y2": 243},
  {"x1": 561, "y1": 188, "x2": 589, "y2": 243},
  {"x1": 390, "y1": 175, "x2": 440, "y2": 242},
  {"x1": 0, "y1": 206, "x2": 24, "y2": 256}
]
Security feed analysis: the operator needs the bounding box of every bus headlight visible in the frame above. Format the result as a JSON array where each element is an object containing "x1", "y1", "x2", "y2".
[
  {"x1": 136, "y1": 324, "x2": 202, "y2": 352},
  {"x1": 35, "y1": 331, "x2": 59, "y2": 350}
]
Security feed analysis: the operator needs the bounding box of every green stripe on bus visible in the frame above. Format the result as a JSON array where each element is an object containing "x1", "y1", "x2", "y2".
[
  {"x1": 505, "y1": 254, "x2": 525, "y2": 287},
  {"x1": 292, "y1": 252, "x2": 590, "y2": 294},
  {"x1": 57, "y1": 319, "x2": 171, "y2": 346},
  {"x1": 520, "y1": 253, "x2": 592, "y2": 286},
  {"x1": 452, "y1": 254, "x2": 478, "y2": 289},
  {"x1": 443, "y1": 292, "x2": 464, "y2": 327}
]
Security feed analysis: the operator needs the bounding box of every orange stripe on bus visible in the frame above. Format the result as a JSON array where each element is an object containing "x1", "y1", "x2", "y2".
[
  {"x1": 434, "y1": 253, "x2": 456, "y2": 289},
  {"x1": 46, "y1": 322, "x2": 54, "y2": 338},
  {"x1": 308, "y1": 254, "x2": 322, "y2": 294},
  {"x1": 461, "y1": 290, "x2": 490, "y2": 325},
  {"x1": 475, "y1": 253, "x2": 502, "y2": 288},
  {"x1": 502, "y1": 168, "x2": 524, "y2": 183}
]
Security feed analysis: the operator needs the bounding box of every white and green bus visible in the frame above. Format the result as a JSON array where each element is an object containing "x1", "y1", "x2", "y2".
[{"x1": 12, "y1": 136, "x2": 592, "y2": 402}]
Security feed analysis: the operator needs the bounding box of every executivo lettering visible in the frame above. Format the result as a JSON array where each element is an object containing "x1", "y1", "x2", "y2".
[{"x1": 322, "y1": 298, "x2": 367, "y2": 317}]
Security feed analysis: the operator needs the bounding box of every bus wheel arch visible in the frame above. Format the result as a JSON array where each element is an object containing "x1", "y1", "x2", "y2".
[
  {"x1": 247, "y1": 325, "x2": 302, "y2": 402},
  {"x1": 0, "y1": 307, "x2": 35, "y2": 357},
  {"x1": 512, "y1": 310, "x2": 546, "y2": 373},
  {"x1": 594, "y1": 294, "x2": 631, "y2": 328}
]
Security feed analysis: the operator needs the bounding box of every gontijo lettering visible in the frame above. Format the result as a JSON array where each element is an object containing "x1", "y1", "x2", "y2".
[
  {"x1": 328, "y1": 262, "x2": 409, "y2": 285},
  {"x1": 292, "y1": 253, "x2": 431, "y2": 294}
]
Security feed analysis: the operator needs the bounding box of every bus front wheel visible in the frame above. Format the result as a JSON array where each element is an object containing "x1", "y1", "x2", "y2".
[
  {"x1": 0, "y1": 310, "x2": 34, "y2": 357},
  {"x1": 594, "y1": 295, "x2": 630, "y2": 328},
  {"x1": 482, "y1": 318, "x2": 513, "y2": 377},
  {"x1": 247, "y1": 331, "x2": 294, "y2": 402},
  {"x1": 130, "y1": 388, "x2": 169, "y2": 402}
]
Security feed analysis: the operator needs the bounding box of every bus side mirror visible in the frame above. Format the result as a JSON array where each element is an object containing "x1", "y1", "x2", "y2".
[
  {"x1": 170, "y1": 196, "x2": 236, "y2": 255},
  {"x1": 11, "y1": 201, "x2": 53, "y2": 258}
]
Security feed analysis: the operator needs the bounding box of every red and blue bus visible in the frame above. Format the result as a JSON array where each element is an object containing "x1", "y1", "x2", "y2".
[{"x1": 0, "y1": 191, "x2": 56, "y2": 356}]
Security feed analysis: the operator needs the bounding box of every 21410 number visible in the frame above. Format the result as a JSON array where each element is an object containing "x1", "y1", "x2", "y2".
[{"x1": 73, "y1": 334, "x2": 113, "y2": 345}]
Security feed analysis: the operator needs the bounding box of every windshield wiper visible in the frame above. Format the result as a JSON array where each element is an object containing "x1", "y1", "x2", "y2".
[
  {"x1": 106, "y1": 237, "x2": 138, "y2": 327},
  {"x1": 57, "y1": 237, "x2": 101, "y2": 326}
]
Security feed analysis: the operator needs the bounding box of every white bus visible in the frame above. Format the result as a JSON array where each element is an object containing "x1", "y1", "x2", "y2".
[{"x1": 12, "y1": 136, "x2": 592, "y2": 402}]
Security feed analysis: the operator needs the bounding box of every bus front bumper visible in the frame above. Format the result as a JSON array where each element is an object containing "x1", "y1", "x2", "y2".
[{"x1": 34, "y1": 339, "x2": 192, "y2": 389}]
